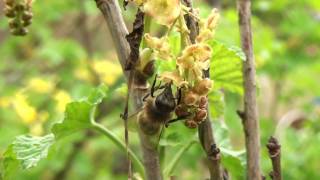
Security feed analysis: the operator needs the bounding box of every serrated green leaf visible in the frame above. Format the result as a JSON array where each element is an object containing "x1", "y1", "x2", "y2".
[
  {"x1": 209, "y1": 40, "x2": 245, "y2": 95},
  {"x1": 2, "y1": 134, "x2": 55, "y2": 179},
  {"x1": 52, "y1": 85, "x2": 108, "y2": 139}
]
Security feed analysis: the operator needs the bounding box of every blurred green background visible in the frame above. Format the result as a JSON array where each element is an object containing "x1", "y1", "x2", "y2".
[{"x1": 0, "y1": 0, "x2": 319, "y2": 179}]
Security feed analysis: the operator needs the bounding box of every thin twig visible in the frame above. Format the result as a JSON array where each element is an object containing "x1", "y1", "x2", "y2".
[
  {"x1": 183, "y1": 0, "x2": 224, "y2": 179},
  {"x1": 95, "y1": 1, "x2": 162, "y2": 179},
  {"x1": 266, "y1": 136, "x2": 281, "y2": 180},
  {"x1": 237, "y1": 0, "x2": 262, "y2": 179}
]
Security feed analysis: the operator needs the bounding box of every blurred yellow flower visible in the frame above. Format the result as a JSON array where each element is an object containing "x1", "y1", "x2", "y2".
[
  {"x1": 27, "y1": 77, "x2": 54, "y2": 93},
  {"x1": 0, "y1": 96, "x2": 10, "y2": 108},
  {"x1": 92, "y1": 60, "x2": 122, "y2": 85},
  {"x1": 12, "y1": 93, "x2": 37, "y2": 124},
  {"x1": 74, "y1": 63, "x2": 93, "y2": 82},
  {"x1": 54, "y1": 90, "x2": 71, "y2": 113}
]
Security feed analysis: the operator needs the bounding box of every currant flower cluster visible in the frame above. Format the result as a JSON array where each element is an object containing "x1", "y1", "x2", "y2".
[
  {"x1": 3, "y1": 0, "x2": 33, "y2": 36},
  {"x1": 131, "y1": 0, "x2": 219, "y2": 128}
]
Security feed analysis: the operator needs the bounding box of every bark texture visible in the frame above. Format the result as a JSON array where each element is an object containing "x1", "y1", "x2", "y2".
[
  {"x1": 95, "y1": 0, "x2": 161, "y2": 179},
  {"x1": 237, "y1": 0, "x2": 261, "y2": 179}
]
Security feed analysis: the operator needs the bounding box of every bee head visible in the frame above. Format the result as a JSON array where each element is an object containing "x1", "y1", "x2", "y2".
[{"x1": 155, "y1": 83, "x2": 176, "y2": 113}]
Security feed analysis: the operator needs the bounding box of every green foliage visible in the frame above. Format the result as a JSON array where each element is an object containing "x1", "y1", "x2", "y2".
[
  {"x1": 52, "y1": 85, "x2": 108, "y2": 139},
  {"x1": 2, "y1": 134, "x2": 54, "y2": 179},
  {"x1": 2, "y1": 85, "x2": 109, "y2": 178},
  {"x1": 0, "y1": 0, "x2": 319, "y2": 179},
  {"x1": 209, "y1": 40, "x2": 245, "y2": 95}
]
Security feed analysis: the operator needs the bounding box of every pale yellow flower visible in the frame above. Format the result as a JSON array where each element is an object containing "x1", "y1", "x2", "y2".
[
  {"x1": 196, "y1": 9, "x2": 220, "y2": 43},
  {"x1": 159, "y1": 71, "x2": 188, "y2": 87},
  {"x1": 27, "y1": 77, "x2": 54, "y2": 94},
  {"x1": 12, "y1": 93, "x2": 37, "y2": 124},
  {"x1": 144, "y1": 33, "x2": 172, "y2": 60},
  {"x1": 54, "y1": 90, "x2": 71, "y2": 113},
  {"x1": 92, "y1": 60, "x2": 122, "y2": 85},
  {"x1": 143, "y1": 0, "x2": 181, "y2": 26}
]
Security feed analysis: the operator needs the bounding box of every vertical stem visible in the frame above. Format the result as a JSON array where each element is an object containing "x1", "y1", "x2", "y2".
[
  {"x1": 95, "y1": 0, "x2": 162, "y2": 179},
  {"x1": 183, "y1": 0, "x2": 224, "y2": 179},
  {"x1": 237, "y1": 0, "x2": 261, "y2": 179},
  {"x1": 266, "y1": 136, "x2": 281, "y2": 180}
]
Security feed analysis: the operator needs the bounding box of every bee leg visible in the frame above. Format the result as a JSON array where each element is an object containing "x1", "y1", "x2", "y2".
[
  {"x1": 142, "y1": 93, "x2": 150, "y2": 101},
  {"x1": 151, "y1": 74, "x2": 158, "y2": 97},
  {"x1": 176, "y1": 87, "x2": 182, "y2": 105},
  {"x1": 165, "y1": 117, "x2": 185, "y2": 128}
]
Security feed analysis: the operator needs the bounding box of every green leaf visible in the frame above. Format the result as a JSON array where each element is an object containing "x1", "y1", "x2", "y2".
[
  {"x1": 2, "y1": 85, "x2": 110, "y2": 178},
  {"x1": 2, "y1": 145, "x2": 19, "y2": 180},
  {"x1": 220, "y1": 148, "x2": 246, "y2": 179},
  {"x1": 208, "y1": 90, "x2": 225, "y2": 118},
  {"x1": 52, "y1": 84, "x2": 108, "y2": 139},
  {"x1": 163, "y1": 135, "x2": 197, "y2": 177},
  {"x1": 211, "y1": 121, "x2": 246, "y2": 179},
  {"x1": 209, "y1": 40, "x2": 245, "y2": 95},
  {"x1": 2, "y1": 134, "x2": 55, "y2": 179}
]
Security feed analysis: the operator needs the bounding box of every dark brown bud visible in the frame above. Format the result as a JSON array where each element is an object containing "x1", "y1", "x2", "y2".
[
  {"x1": 5, "y1": 0, "x2": 14, "y2": 6},
  {"x1": 22, "y1": 11, "x2": 33, "y2": 21},
  {"x1": 23, "y1": 19, "x2": 32, "y2": 26},
  {"x1": 9, "y1": 19, "x2": 20, "y2": 29},
  {"x1": 199, "y1": 96, "x2": 208, "y2": 109},
  {"x1": 195, "y1": 109, "x2": 207, "y2": 122},
  {"x1": 15, "y1": 3, "x2": 25, "y2": 11},
  {"x1": 11, "y1": 28, "x2": 28, "y2": 36},
  {"x1": 175, "y1": 104, "x2": 190, "y2": 118},
  {"x1": 4, "y1": 6, "x2": 15, "y2": 18},
  {"x1": 185, "y1": 119, "x2": 197, "y2": 129}
]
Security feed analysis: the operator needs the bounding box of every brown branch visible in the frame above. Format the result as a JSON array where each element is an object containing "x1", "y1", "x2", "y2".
[
  {"x1": 183, "y1": 0, "x2": 224, "y2": 179},
  {"x1": 237, "y1": 0, "x2": 262, "y2": 179},
  {"x1": 94, "y1": 1, "x2": 162, "y2": 179},
  {"x1": 266, "y1": 136, "x2": 281, "y2": 180}
]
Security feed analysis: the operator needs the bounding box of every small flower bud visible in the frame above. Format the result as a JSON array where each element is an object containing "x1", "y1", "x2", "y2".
[
  {"x1": 5, "y1": 0, "x2": 14, "y2": 6},
  {"x1": 184, "y1": 91, "x2": 199, "y2": 106},
  {"x1": 195, "y1": 109, "x2": 207, "y2": 122},
  {"x1": 9, "y1": 19, "x2": 19, "y2": 29},
  {"x1": 23, "y1": 19, "x2": 32, "y2": 26},
  {"x1": 185, "y1": 119, "x2": 197, "y2": 129},
  {"x1": 175, "y1": 105, "x2": 190, "y2": 118},
  {"x1": 22, "y1": 11, "x2": 33, "y2": 21},
  {"x1": 11, "y1": 27, "x2": 28, "y2": 36},
  {"x1": 4, "y1": 6, "x2": 15, "y2": 18},
  {"x1": 199, "y1": 96, "x2": 208, "y2": 109},
  {"x1": 15, "y1": 3, "x2": 25, "y2": 11},
  {"x1": 194, "y1": 78, "x2": 213, "y2": 95}
]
